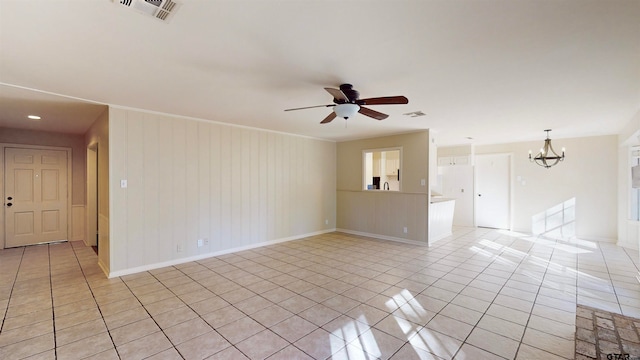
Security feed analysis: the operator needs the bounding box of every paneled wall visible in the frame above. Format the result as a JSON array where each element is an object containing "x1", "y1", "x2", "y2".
[
  {"x1": 336, "y1": 131, "x2": 431, "y2": 244},
  {"x1": 337, "y1": 191, "x2": 429, "y2": 243},
  {"x1": 108, "y1": 108, "x2": 337, "y2": 276}
]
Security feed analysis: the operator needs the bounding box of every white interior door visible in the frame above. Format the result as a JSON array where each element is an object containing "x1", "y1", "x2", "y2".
[
  {"x1": 475, "y1": 154, "x2": 510, "y2": 229},
  {"x1": 5, "y1": 147, "x2": 68, "y2": 247}
]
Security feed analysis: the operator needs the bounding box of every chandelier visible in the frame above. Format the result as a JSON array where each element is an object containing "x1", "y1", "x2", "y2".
[{"x1": 529, "y1": 129, "x2": 565, "y2": 168}]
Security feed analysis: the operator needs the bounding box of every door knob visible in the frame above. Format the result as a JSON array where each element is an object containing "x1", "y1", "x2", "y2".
[
  {"x1": 6, "y1": 196, "x2": 12, "y2": 200},
  {"x1": 6, "y1": 202, "x2": 12, "y2": 207},
  {"x1": 478, "y1": 194, "x2": 482, "y2": 197}
]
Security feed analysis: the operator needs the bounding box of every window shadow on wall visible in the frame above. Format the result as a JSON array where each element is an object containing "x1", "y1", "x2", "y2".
[{"x1": 532, "y1": 198, "x2": 576, "y2": 240}]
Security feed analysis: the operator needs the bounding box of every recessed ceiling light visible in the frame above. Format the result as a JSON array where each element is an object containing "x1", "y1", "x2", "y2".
[{"x1": 27, "y1": 115, "x2": 41, "y2": 120}]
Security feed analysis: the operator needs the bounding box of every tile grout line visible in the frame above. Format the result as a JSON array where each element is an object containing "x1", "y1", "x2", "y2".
[
  {"x1": 171, "y1": 265, "x2": 261, "y2": 359},
  {"x1": 451, "y1": 234, "x2": 539, "y2": 359},
  {"x1": 210, "y1": 239, "x2": 424, "y2": 358},
  {"x1": 204, "y1": 253, "x2": 359, "y2": 359},
  {"x1": 596, "y1": 242, "x2": 625, "y2": 315},
  {"x1": 620, "y1": 246, "x2": 640, "y2": 286},
  {"x1": 190, "y1": 258, "x2": 308, "y2": 358},
  {"x1": 0, "y1": 246, "x2": 24, "y2": 334},
  {"x1": 122, "y1": 268, "x2": 190, "y2": 359},
  {"x1": 67, "y1": 241, "x2": 121, "y2": 359},
  {"x1": 47, "y1": 244, "x2": 59, "y2": 359},
  {"x1": 4, "y1": 231, "x2": 640, "y2": 359},
  {"x1": 141, "y1": 263, "x2": 297, "y2": 359},
  {"x1": 225, "y1": 253, "x2": 350, "y2": 358},
  {"x1": 615, "y1": 246, "x2": 640, "y2": 307},
  {"x1": 517, "y1": 236, "x2": 574, "y2": 359},
  {"x1": 387, "y1": 232, "x2": 483, "y2": 358}
]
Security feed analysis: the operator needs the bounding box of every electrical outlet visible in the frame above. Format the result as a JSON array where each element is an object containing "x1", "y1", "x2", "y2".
[
  {"x1": 325, "y1": 219, "x2": 329, "y2": 225},
  {"x1": 197, "y1": 239, "x2": 203, "y2": 247},
  {"x1": 420, "y1": 179, "x2": 426, "y2": 186},
  {"x1": 177, "y1": 244, "x2": 183, "y2": 252},
  {"x1": 403, "y1": 227, "x2": 408, "y2": 234}
]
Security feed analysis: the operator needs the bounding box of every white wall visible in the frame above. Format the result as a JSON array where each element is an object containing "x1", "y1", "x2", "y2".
[
  {"x1": 476, "y1": 135, "x2": 617, "y2": 241},
  {"x1": 107, "y1": 108, "x2": 337, "y2": 276}
]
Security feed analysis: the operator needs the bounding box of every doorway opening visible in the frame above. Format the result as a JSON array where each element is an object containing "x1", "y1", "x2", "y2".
[{"x1": 86, "y1": 144, "x2": 98, "y2": 254}]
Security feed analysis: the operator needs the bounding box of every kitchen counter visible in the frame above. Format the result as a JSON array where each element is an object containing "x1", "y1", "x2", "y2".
[
  {"x1": 429, "y1": 198, "x2": 455, "y2": 245},
  {"x1": 430, "y1": 197, "x2": 455, "y2": 204}
]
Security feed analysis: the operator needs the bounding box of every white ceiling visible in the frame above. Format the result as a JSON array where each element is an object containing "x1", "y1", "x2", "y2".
[{"x1": 1, "y1": 0, "x2": 638, "y2": 145}]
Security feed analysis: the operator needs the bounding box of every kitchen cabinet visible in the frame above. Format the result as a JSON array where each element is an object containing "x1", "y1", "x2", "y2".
[
  {"x1": 385, "y1": 151, "x2": 400, "y2": 176},
  {"x1": 386, "y1": 158, "x2": 399, "y2": 176},
  {"x1": 372, "y1": 152, "x2": 382, "y2": 176},
  {"x1": 438, "y1": 155, "x2": 470, "y2": 166}
]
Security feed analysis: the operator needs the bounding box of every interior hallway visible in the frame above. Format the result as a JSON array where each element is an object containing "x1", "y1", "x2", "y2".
[{"x1": 1, "y1": 228, "x2": 639, "y2": 359}]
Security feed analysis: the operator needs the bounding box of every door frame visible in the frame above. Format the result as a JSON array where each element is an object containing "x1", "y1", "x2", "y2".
[
  {"x1": 1, "y1": 143, "x2": 73, "y2": 249},
  {"x1": 86, "y1": 142, "x2": 98, "y2": 248},
  {"x1": 474, "y1": 152, "x2": 514, "y2": 230}
]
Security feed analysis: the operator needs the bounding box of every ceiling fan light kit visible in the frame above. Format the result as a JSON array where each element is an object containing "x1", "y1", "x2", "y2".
[
  {"x1": 334, "y1": 103, "x2": 359, "y2": 119},
  {"x1": 529, "y1": 129, "x2": 565, "y2": 169},
  {"x1": 284, "y1": 83, "x2": 408, "y2": 124}
]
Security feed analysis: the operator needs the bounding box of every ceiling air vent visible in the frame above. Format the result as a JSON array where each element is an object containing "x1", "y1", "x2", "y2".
[
  {"x1": 403, "y1": 111, "x2": 426, "y2": 118},
  {"x1": 115, "y1": 0, "x2": 180, "y2": 22}
]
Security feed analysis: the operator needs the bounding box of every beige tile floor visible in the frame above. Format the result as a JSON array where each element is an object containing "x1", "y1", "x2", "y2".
[{"x1": 1, "y1": 227, "x2": 639, "y2": 359}]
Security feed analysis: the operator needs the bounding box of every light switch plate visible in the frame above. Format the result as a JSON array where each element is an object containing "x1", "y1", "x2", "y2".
[{"x1": 120, "y1": 180, "x2": 128, "y2": 188}]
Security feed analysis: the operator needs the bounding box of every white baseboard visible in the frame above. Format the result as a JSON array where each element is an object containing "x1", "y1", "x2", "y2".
[
  {"x1": 98, "y1": 258, "x2": 110, "y2": 277},
  {"x1": 107, "y1": 229, "x2": 336, "y2": 278},
  {"x1": 335, "y1": 228, "x2": 428, "y2": 247},
  {"x1": 576, "y1": 236, "x2": 616, "y2": 243},
  {"x1": 616, "y1": 238, "x2": 639, "y2": 251}
]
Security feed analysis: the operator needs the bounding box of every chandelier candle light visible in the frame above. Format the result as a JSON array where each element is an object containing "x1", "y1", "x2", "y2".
[{"x1": 529, "y1": 129, "x2": 565, "y2": 168}]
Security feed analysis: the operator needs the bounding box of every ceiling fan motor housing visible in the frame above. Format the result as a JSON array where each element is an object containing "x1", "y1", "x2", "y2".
[{"x1": 337, "y1": 84, "x2": 359, "y2": 103}]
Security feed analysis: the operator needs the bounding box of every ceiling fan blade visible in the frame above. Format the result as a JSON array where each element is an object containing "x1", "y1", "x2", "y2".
[
  {"x1": 324, "y1": 87, "x2": 348, "y2": 102},
  {"x1": 320, "y1": 112, "x2": 337, "y2": 124},
  {"x1": 284, "y1": 104, "x2": 334, "y2": 111},
  {"x1": 357, "y1": 96, "x2": 409, "y2": 106},
  {"x1": 359, "y1": 106, "x2": 388, "y2": 120}
]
